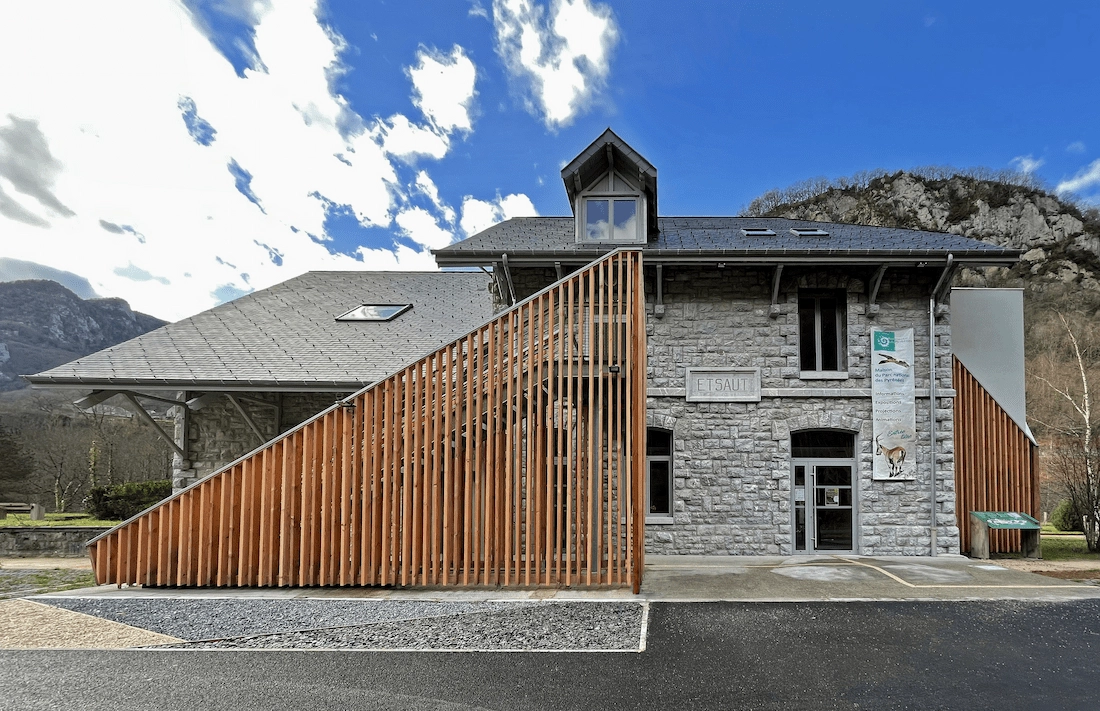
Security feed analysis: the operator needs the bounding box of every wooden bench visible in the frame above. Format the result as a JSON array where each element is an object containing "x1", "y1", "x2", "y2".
[{"x1": 0, "y1": 503, "x2": 45, "y2": 520}]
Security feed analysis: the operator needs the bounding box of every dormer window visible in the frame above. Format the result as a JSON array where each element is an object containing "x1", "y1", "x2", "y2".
[
  {"x1": 561, "y1": 128, "x2": 657, "y2": 245},
  {"x1": 585, "y1": 196, "x2": 640, "y2": 241}
]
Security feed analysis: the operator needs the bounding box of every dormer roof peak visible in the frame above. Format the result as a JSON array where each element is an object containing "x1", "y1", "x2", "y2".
[{"x1": 561, "y1": 128, "x2": 658, "y2": 235}]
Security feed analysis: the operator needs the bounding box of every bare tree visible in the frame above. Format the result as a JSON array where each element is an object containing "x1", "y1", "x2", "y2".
[{"x1": 1029, "y1": 311, "x2": 1099, "y2": 549}]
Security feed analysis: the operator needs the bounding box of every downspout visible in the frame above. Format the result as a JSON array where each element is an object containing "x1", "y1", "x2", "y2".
[{"x1": 928, "y1": 253, "x2": 954, "y2": 556}]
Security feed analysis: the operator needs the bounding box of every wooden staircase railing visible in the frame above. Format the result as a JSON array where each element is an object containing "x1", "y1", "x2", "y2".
[{"x1": 87, "y1": 250, "x2": 647, "y2": 591}]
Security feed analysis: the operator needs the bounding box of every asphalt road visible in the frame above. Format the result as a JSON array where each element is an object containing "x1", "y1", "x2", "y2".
[{"x1": 2, "y1": 600, "x2": 1097, "y2": 710}]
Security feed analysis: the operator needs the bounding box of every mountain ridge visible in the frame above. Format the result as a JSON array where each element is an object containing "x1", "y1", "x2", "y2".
[
  {"x1": 745, "y1": 170, "x2": 1100, "y2": 294},
  {"x1": 0, "y1": 280, "x2": 166, "y2": 392}
]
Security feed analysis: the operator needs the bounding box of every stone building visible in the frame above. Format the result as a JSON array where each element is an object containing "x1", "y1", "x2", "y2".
[
  {"x1": 432, "y1": 129, "x2": 1031, "y2": 557},
  {"x1": 33, "y1": 129, "x2": 1038, "y2": 582}
]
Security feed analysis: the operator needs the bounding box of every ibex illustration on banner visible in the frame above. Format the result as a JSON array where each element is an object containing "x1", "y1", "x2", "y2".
[{"x1": 876, "y1": 435, "x2": 907, "y2": 477}]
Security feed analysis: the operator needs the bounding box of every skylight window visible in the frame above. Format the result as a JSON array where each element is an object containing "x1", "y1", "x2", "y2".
[
  {"x1": 741, "y1": 228, "x2": 776, "y2": 237},
  {"x1": 790, "y1": 228, "x2": 830, "y2": 237},
  {"x1": 335, "y1": 304, "x2": 412, "y2": 322}
]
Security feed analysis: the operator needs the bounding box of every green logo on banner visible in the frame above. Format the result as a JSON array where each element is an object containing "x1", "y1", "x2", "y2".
[{"x1": 874, "y1": 331, "x2": 895, "y2": 351}]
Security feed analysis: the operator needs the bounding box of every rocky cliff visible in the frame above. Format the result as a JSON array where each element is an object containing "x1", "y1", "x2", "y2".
[
  {"x1": 745, "y1": 171, "x2": 1100, "y2": 293},
  {"x1": 0, "y1": 280, "x2": 165, "y2": 391}
]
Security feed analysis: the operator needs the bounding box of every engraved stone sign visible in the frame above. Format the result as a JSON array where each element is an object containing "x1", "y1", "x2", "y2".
[{"x1": 685, "y1": 368, "x2": 761, "y2": 402}]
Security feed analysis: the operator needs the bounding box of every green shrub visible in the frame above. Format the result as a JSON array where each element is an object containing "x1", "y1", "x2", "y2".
[
  {"x1": 86, "y1": 480, "x2": 172, "y2": 521},
  {"x1": 1051, "y1": 499, "x2": 1084, "y2": 532}
]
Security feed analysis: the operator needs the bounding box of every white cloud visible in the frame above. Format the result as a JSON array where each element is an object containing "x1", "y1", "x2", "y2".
[
  {"x1": 395, "y1": 207, "x2": 455, "y2": 250},
  {"x1": 492, "y1": 0, "x2": 618, "y2": 128},
  {"x1": 1010, "y1": 155, "x2": 1044, "y2": 174},
  {"x1": 0, "y1": 1, "x2": 525, "y2": 322},
  {"x1": 376, "y1": 46, "x2": 477, "y2": 162},
  {"x1": 414, "y1": 171, "x2": 456, "y2": 224},
  {"x1": 409, "y1": 46, "x2": 477, "y2": 135},
  {"x1": 1056, "y1": 158, "x2": 1100, "y2": 201},
  {"x1": 469, "y1": 1, "x2": 490, "y2": 20},
  {"x1": 376, "y1": 114, "x2": 452, "y2": 160},
  {"x1": 1066, "y1": 141, "x2": 1087, "y2": 154},
  {"x1": 460, "y1": 193, "x2": 538, "y2": 236}
]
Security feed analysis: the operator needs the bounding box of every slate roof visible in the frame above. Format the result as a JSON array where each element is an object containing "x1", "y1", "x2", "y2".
[
  {"x1": 434, "y1": 216, "x2": 1019, "y2": 265},
  {"x1": 26, "y1": 271, "x2": 494, "y2": 391}
]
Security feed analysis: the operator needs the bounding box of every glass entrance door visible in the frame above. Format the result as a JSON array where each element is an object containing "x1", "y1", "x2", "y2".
[
  {"x1": 811, "y1": 464, "x2": 853, "y2": 550},
  {"x1": 792, "y1": 461, "x2": 855, "y2": 552}
]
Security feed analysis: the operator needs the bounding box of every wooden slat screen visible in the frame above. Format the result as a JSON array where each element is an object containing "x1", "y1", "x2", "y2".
[
  {"x1": 953, "y1": 356, "x2": 1040, "y2": 554},
  {"x1": 88, "y1": 250, "x2": 647, "y2": 591}
]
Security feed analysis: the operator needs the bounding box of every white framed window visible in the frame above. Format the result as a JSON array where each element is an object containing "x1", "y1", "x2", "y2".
[
  {"x1": 798, "y1": 291, "x2": 847, "y2": 376},
  {"x1": 647, "y1": 428, "x2": 673, "y2": 523},
  {"x1": 582, "y1": 196, "x2": 643, "y2": 243}
]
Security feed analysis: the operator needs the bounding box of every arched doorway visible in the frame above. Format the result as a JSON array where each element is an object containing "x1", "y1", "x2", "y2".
[{"x1": 791, "y1": 430, "x2": 857, "y2": 553}]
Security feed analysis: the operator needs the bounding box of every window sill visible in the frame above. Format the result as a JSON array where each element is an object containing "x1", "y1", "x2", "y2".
[
  {"x1": 799, "y1": 371, "x2": 849, "y2": 381},
  {"x1": 646, "y1": 515, "x2": 675, "y2": 525}
]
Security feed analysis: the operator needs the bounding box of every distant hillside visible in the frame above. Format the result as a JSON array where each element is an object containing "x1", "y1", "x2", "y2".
[
  {"x1": 743, "y1": 170, "x2": 1100, "y2": 295},
  {"x1": 0, "y1": 280, "x2": 166, "y2": 391}
]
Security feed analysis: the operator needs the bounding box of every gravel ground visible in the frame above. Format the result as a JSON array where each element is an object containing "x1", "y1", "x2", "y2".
[
  {"x1": 36, "y1": 598, "x2": 522, "y2": 640},
  {"x1": 35, "y1": 598, "x2": 645, "y2": 651},
  {"x1": 154, "y1": 601, "x2": 644, "y2": 651}
]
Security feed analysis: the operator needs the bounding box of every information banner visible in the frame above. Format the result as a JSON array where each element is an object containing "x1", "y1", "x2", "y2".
[{"x1": 871, "y1": 328, "x2": 916, "y2": 480}]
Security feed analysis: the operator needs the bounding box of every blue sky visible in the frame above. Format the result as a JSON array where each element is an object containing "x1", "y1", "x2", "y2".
[{"x1": 0, "y1": 1, "x2": 1097, "y2": 320}]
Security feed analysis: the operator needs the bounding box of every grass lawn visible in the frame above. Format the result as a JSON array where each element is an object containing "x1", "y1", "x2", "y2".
[
  {"x1": 1041, "y1": 534, "x2": 1100, "y2": 562},
  {"x1": 0, "y1": 513, "x2": 120, "y2": 528}
]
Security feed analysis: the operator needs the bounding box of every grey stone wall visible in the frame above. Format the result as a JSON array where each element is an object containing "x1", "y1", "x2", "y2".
[
  {"x1": 171, "y1": 391, "x2": 348, "y2": 492},
  {"x1": 0, "y1": 527, "x2": 112, "y2": 557},
  {"x1": 642, "y1": 265, "x2": 958, "y2": 556}
]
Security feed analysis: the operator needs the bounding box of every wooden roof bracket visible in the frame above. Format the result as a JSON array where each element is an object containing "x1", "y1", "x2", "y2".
[
  {"x1": 555, "y1": 261, "x2": 563, "y2": 280},
  {"x1": 654, "y1": 264, "x2": 665, "y2": 318},
  {"x1": 500, "y1": 253, "x2": 517, "y2": 305},
  {"x1": 930, "y1": 253, "x2": 955, "y2": 318},
  {"x1": 225, "y1": 393, "x2": 267, "y2": 445},
  {"x1": 866, "y1": 265, "x2": 888, "y2": 318},
  {"x1": 769, "y1": 265, "x2": 784, "y2": 318},
  {"x1": 120, "y1": 392, "x2": 186, "y2": 458}
]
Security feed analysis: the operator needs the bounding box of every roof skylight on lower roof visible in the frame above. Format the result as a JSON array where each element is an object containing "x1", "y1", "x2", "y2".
[
  {"x1": 335, "y1": 304, "x2": 412, "y2": 322},
  {"x1": 790, "y1": 228, "x2": 830, "y2": 237},
  {"x1": 741, "y1": 227, "x2": 776, "y2": 237}
]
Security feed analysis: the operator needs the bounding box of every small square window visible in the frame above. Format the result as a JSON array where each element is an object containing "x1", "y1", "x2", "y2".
[
  {"x1": 335, "y1": 304, "x2": 412, "y2": 322},
  {"x1": 798, "y1": 292, "x2": 846, "y2": 372},
  {"x1": 584, "y1": 197, "x2": 641, "y2": 242}
]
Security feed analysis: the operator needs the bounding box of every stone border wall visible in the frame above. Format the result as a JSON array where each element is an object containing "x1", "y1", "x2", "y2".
[{"x1": 0, "y1": 528, "x2": 111, "y2": 557}]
